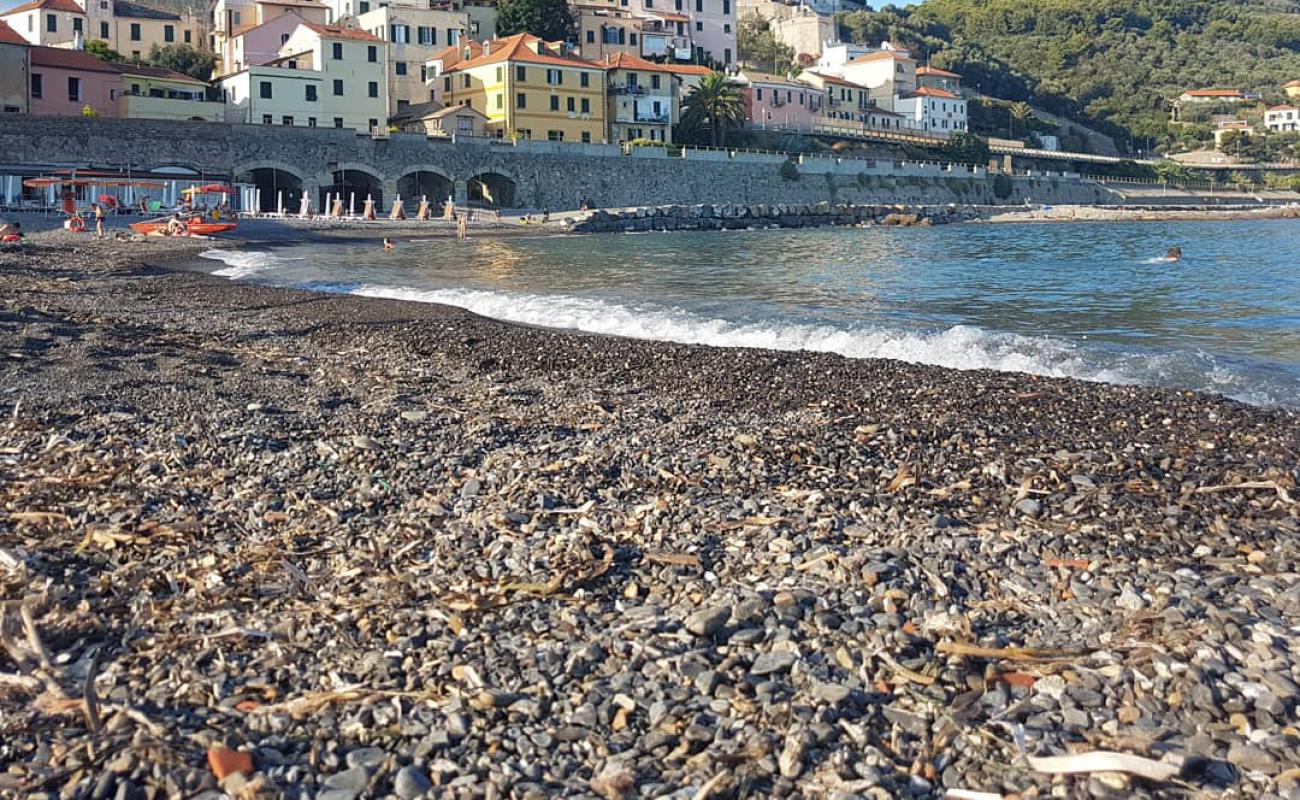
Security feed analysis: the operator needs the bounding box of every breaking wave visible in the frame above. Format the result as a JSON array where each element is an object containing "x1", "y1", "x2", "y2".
[
  {"x1": 348, "y1": 284, "x2": 1283, "y2": 405},
  {"x1": 200, "y1": 249, "x2": 302, "y2": 279}
]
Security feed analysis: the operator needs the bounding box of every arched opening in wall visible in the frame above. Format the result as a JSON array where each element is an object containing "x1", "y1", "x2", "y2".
[
  {"x1": 397, "y1": 170, "x2": 453, "y2": 205},
  {"x1": 235, "y1": 168, "x2": 304, "y2": 213},
  {"x1": 466, "y1": 172, "x2": 516, "y2": 208},
  {"x1": 319, "y1": 169, "x2": 384, "y2": 212}
]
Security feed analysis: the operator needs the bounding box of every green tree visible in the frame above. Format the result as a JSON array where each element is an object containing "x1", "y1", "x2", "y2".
[
  {"x1": 85, "y1": 39, "x2": 125, "y2": 62},
  {"x1": 1008, "y1": 101, "x2": 1033, "y2": 138},
  {"x1": 737, "y1": 14, "x2": 795, "y2": 74},
  {"x1": 1153, "y1": 159, "x2": 1194, "y2": 185},
  {"x1": 946, "y1": 131, "x2": 990, "y2": 164},
  {"x1": 680, "y1": 72, "x2": 746, "y2": 147},
  {"x1": 146, "y1": 43, "x2": 217, "y2": 81},
  {"x1": 494, "y1": 0, "x2": 573, "y2": 42}
]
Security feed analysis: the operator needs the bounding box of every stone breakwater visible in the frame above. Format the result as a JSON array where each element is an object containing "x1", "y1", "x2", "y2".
[
  {"x1": 2, "y1": 232, "x2": 1300, "y2": 800},
  {"x1": 569, "y1": 202, "x2": 980, "y2": 233}
]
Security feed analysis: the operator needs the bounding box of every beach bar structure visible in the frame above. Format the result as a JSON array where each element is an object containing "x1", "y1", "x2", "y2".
[{"x1": 0, "y1": 166, "x2": 254, "y2": 213}]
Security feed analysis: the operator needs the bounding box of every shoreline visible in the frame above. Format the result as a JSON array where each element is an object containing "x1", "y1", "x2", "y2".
[
  {"x1": 3, "y1": 232, "x2": 1299, "y2": 798},
  {"x1": 4, "y1": 199, "x2": 1298, "y2": 244}
]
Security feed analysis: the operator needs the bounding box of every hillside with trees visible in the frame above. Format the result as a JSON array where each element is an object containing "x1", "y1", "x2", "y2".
[{"x1": 836, "y1": 0, "x2": 1300, "y2": 152}]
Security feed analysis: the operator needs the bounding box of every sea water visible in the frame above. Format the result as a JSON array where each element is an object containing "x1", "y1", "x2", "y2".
[{"x1": 198, "y1": 220, "x2": 1300, "y2": 408}]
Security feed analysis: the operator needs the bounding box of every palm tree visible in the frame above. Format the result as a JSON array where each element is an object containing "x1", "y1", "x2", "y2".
[
  {"x1": 1008, "y1": 101, "x2": 1034, "y2": 138},
  {"x1": 681, "y1": 73, "x2": 746, "y2": 148}
]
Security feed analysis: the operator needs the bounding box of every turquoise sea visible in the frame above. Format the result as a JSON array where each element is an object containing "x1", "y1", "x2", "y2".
[{"x1": 200, "y1": 220, "x2": 1300, "y2": 407}]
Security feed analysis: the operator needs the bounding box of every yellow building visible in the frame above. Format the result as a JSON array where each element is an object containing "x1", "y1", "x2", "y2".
[
  {"x1": 1287, "y1": 80, "x2": 1300, "y2": 101},
  {"x1": 115, "y1": 62, "x2": 221, "y2": 120},
  {"x1": 440, "y1": 32, "x2": 607, "y2": 143}
]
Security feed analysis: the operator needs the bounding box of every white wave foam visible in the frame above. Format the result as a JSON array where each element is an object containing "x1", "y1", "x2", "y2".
[
  {"x1": 200, "y1": 248, "x2": 301, "y2": 279},
  {"x1": 351, "y1": 283, "x2": 1147, "y2": 385}
]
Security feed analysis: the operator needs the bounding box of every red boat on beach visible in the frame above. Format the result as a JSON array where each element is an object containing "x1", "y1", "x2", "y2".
[{"x1": 129, "y1": 218, "x2": 238, "y2": 236}]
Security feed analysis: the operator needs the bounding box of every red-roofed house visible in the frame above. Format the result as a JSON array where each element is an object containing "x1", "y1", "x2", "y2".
[
  {"x1": 0, "y1": 0, "x2": 86, "y2": 47},
  {"x1": 440, "y1": 33, "x2": 608, "y2": 143},
  {"x1": 0, "y1": 19, "x2": 28, "y2": 112},
  {"x1": 895, "y1": 85, "x2": 967, "y2": 133},
  {"x1": 0, "y1": 0, "x2": 203, "y2": 60},
  {"x1": 604, "y1": 51, "x2": 683, "y2": 143},
  {"x1": 916, "y1": 64, "x2": 960, "y2": 95},
  {"x1": 840, "y1": 43, "x2": 915, "y2": 111},
  {"x1": 210, "y1": 0, "x2": 329, "y2": 73}
]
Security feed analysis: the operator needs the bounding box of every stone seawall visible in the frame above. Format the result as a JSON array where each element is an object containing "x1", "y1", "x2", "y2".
[
  {"x1": 569, "y1": 202, "x2": 979, "y2": 232},
  {"x1": 0, "y1": 116, "x2": 1119, "y2": 210}
]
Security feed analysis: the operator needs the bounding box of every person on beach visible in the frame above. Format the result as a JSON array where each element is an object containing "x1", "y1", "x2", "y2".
[
  {"x1": 383, "y1": 237, "x2": 394, "y2": 251},
  {"x1": 0, "y1": 220, "x2": 22, "y2": 243},
  {"x1": 456, "y1": 214, "x2": 468, "y2": 239},
  {"x1": 166, "y1": 213, "x2": 187, "y2": 237},
  {"x1": 93, "y1": 203, "x2": 105, "y2": 239}
]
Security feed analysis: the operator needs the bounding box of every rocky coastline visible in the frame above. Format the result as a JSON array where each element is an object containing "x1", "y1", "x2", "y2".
[
  {"x1": 2, "y1": 231, "x2": 1299, "y2": 800},
  {"x1": 568, "y1": 202, "x2": 1300, "y2": 234},
  {"x1": 568, "y1": 203, "x2": 978, "y2": 233}
]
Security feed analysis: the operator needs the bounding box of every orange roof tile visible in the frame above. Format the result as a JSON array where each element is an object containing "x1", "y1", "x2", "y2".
[
  {"x1": 3, "y1": 0, "x2": 83, "y2": 14},
  {"x1": 301, "y1": 21, "x2": 382, "y2": 42},
  {"x1": 907, "y1": 86, "x2": 959, "y2": 99},
  {"x1": 447, "y1": 32, "x2": 601, "y2": 71},
  {"x1": 1267, "y1": 104, "x2": 1297, "y2": 112},
  {"x1": 1183, "y1": 89, "x2": 1243, "y2": 97},
  {"x1": 847, "y1": 50, "x2": 913, "y2": 65},
  {"x1": 602, "y1": 51, "x2": 680, "y2": 73},
  {"x1": 428, "y1": 39, "x2": 483, "y2": 68},
  {"x1": 916, "y1": 65, "x2": 959, "y2": 78},
  {"x1": 0, "y1": 18, "x2": 26, "y2": 43},
  {"x1": 661, "y1": 62, "x2": 712, "y2": 76},
  {"x1": 1284, "y1": 80, "x2": 1300, "y2": 88}
]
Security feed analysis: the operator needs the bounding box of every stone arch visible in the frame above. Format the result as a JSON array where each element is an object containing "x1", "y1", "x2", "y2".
[
  {"x1": 233, "y1": 161, "x2": 308, "y2": 213},
  {"x1": 465, "y1": 169, "x2": 517, "y2": 208},
  {"x1": 316, "y1": 162, "x2": 385, "y2": 211},
  {"x1": 395, "y1": 165, "x2": 454, "y2": 205}
]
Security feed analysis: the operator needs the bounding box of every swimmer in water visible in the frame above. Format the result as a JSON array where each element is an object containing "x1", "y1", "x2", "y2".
[
  {"x1": 1165, "y1": 246, "x2": 1182, "y2": 262},
  {"x1": 383, "y1": 237, "x2": 394, "y2": 251}
]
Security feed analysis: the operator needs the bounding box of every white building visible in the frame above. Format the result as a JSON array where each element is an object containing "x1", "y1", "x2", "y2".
[
  {"x1": 815, "y1": 41, "x2": 873, "y2": 74},
  {"x1": 894, "y1": 85, "x2": 966, "y2": 133},
  {"x1": 219, "y1": 20, "x2": 388, "y2": 131},
  {"x1": 1264, "y1": 104, "x2": 1298, "y2": 133},
  {"x1": 220, "y1": 61, "x2": 324, "y2": 126},
  {"x1": 839, "y1": 43, "x2": 914, "y2": 111}
]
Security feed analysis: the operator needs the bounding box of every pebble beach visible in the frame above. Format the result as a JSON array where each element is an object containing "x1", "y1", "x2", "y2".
[{"x1": 2, "y1": 231, "x2": 1299, "y2": 799}]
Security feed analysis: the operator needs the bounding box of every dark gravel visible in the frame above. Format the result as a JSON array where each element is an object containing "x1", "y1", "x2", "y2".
[{"x1": 2, "y1": 230, "x2": 1298, "y2": 800}]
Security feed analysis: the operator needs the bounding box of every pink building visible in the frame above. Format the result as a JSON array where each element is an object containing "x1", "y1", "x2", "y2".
[
  {"x1": 28, "y1": 45, "x2": 119, "y2": 116},
  {"x1": 735, "y1": 68, "x2": 821, "y2": 131},
  {"x1": 221, "y1": 11, "x2": 307, "y2": 73}
]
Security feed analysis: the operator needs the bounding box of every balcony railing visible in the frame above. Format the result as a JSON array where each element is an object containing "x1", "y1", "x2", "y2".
[
  {"x1": 634, "y1": 111, "x2": 670, "y2": 123},
  {"x1": 610, "y1": 84, "x2": 645, "y2": 95}
]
